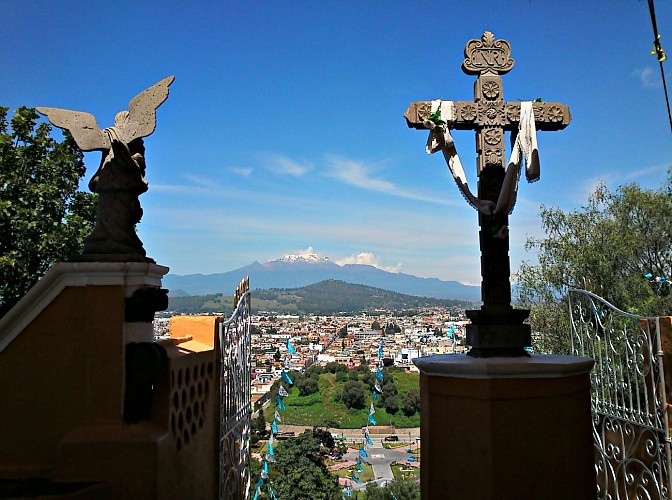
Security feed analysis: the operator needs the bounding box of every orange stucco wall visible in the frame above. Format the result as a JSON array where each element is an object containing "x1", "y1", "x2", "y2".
[
  {"x1": 169, "y1": 315, "x2": 219, "y2": 348},
  {"x1": 0, "y1": 268, "x2": 224, "y2": 498},
  {"x1": 0, "y1": 285, "x2": 125, "y2": 476}
]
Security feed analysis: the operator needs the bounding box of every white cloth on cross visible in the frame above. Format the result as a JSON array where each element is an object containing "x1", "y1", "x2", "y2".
[{"x1": 425, "y1": 100, "x2": 539, "y2": 215}]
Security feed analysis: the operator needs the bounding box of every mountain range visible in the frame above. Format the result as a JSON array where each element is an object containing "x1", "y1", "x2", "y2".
[{"x1": 163, "y1": 252, "x2": 481, "y2": 303}]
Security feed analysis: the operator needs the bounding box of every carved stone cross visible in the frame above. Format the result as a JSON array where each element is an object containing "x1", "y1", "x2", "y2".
[{"x1": 404, "y1": 31, "x2": 571, "y2": 357}]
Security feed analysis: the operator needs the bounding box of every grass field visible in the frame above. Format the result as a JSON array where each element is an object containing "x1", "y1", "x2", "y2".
[
  {"x1": 332, "y1": 463, "x2": 374, "y2": 483},
  {"x1": 391, "y1": 463, "x2": 420, "y2": 482},
  {"x1": 265, "y1": 369, "x2": 420, "y2": 428}
]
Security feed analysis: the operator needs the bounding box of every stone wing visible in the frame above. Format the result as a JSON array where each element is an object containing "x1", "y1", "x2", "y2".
[
  {"x1": 35, "y1": 107, "x2": 109, "y2": 151},
  {"x1": 121, "y1": 75, "x2": 175, "y2": 144}
]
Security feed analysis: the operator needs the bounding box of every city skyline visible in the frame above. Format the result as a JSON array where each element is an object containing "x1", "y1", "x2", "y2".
[{"x1": 2, "y1": 1, "x2": 671, "y2": 285}]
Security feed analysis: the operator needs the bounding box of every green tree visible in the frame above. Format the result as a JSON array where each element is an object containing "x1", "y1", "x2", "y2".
[
  {"x1": 341, "y1": 380, "x2": 365, "y2": 410},
  {"x1": 270, "y1": 430, "x2": 341, "y2": 500},
  {"x1": 371, "y1": 320, "x2": 381, "y2": 331},
  {"x1": 304, "y1": 364, "x2": 324, "y2": 378},
  {"x1": 385, "y1": 322, "x2": 402, "y2": 335},
  {"x1": 383, "y1": 393, "x2": 399, "y2": 414},
  {"x1": 360, "y1": 369, "x2": 375, "y2": 388},
  {"x1": 355, "y1": 363, "x2": 370, "y2": 374},
  {"x1": 402, "y1": 388, "x2": 421, "y2": 416},
  {"x1": 296, "y1": 375, "x2": 319, "y2": 397},
  {"x1": 334, "y1": 439, "x2": 348, "y2": 458},
  {"x1": 310, "y1": 427, "x2": 335, "y2": 451},
  {"x1": 382, "y1": 378, "x2": 399, "y2": 414},
  {"x1": 0, "y1": 106, "x2": 96, "y2": 317},
  {"x1": 517, "y1": 177, "x2": 672, "y2": 352},
  {"x1": 252, "y1": 412, "x2": 267, "y2": 435},
  {"x1": 325, "y1": 362, "x2": 348, "y2": 374},
  {"x1": 364, "y1": 478, "x2": 420, "y2": 499}
]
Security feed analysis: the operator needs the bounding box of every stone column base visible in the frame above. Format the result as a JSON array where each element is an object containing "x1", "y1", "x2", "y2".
[{"x1": 413, "y1": 354, "x2": 595, "y2": 500}]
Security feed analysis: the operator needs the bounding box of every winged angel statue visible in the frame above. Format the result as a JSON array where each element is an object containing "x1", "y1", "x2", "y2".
[{"x1": 37, "y1": 76, "x2": 174, "y2": 262}]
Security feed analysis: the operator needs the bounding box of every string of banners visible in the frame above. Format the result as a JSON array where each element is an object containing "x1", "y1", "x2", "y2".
[
  {"x1": 342, "y1": 340, "x2": 386, "y2": 498},
  {"x1": 252, "y1": 338, "x2": 296, "y2": 500}
]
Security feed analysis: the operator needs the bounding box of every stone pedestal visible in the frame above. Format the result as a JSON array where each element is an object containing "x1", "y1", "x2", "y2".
[
  {"x1": 0, "y1": 262, "x2": 219, "y2": 499},
  {"x1": 413, "y1": 354, "x2": 595, "y2": 500}
]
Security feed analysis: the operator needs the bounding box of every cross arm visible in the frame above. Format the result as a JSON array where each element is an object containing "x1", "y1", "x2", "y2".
[{"x1": 404, "y1": 101, "x2": 571, "y2": 131}]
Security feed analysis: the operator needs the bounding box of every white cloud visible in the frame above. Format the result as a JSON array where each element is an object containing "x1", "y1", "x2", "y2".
[
  {"x1": 620, "y1": 163, "x2": 668, "y2": 181},
  {"x1": 182, "y1": 173, "x2": 217, "y2": 188},
  {"x1": 632, "y1": 67, "x2": 662, "y2": 89},
  {"x1": 576, "y1": 162, "x2": 668, "y2": 203},
  {"x1": 336, "y1": 252, "x2": 403, "y2": 273},
  {"x1": 288, "y1": 246, "x2": 323, "y2": 258},
  {"x1": 325, "y1": 155, "x2": 454, "y2": 205},
  {"x1": 231, "y1": 166, "x2": 253, "y2": 177},
  {"x1": 261, "y1": 153, "x2": 312, "y2": 177},
  {"x1": 151, "y1": 173, "x2": 222, "y2": 195},
  {"x1": 297, "y1": 246, "x2": 316, "y2": 256}
]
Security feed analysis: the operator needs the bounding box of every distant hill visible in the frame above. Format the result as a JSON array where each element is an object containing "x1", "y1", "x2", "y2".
[
  {"x1": 167, "y1": 279, "x2": 474, "y2": 315},
  {"x1": 163, "y1": 253, "x2": 481, "y2": 302}
]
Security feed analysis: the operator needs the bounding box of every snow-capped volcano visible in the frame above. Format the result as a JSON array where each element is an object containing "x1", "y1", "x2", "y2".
[{"x1": 272, "y1": 252, "x2": 331, "y2": 264}]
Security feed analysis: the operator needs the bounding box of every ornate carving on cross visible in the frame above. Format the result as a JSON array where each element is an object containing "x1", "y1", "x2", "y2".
[{"x1": 404, "y1": 31, "x2": 571, "y2": 357}]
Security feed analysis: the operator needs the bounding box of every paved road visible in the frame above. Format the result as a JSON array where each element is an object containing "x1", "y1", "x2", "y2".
[
  {"x1": 278, "y1": 424, "x2": 420, "y2": 443},
  {"x1": 342, "y1": 440, "x2": 416, "y2": 490}
]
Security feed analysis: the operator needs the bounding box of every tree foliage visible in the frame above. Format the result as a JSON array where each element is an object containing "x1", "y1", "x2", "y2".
[
  {"x1": 402, "y1": 387, "x2": 421, "y2": 416},
  {"x1": 516, "y1": 177, "x2": 672, "y2": 352},
  {"x1": 269, "y1": 430, "x2": 341, "y2": 500},
  {"x1": 340, "y1": 380, "x2": 365, "y2": 410},
  {"x1": 324, "y1": 362, "x2": 348, "y2": 374},
  {"x1": 252, "y1": 411, "x2": 267, "y2": 435},
  {"x1": 296, "y1": 375, "x2": 319, "y2": 397},
  {"x1": 0, "y1": 106, "x2": 95, "y2": 317},
  {"x1": 381, "y1": 377, "x2": 399, "y2": 414},
  {"x1": 364, "y1": 478, "x2": 420, "y2": 499},
  {"x1": 385, "y1": 322, "x2": 402, "y2": 335}
]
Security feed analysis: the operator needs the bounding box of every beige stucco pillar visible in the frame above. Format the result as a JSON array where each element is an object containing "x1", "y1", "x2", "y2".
[{"x1": 413, "y1": 354, "x2": 595, "y2": 500}]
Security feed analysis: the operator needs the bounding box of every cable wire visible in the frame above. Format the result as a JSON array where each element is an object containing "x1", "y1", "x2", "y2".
[{"x1": 647, "y1": 0, "x2": 672, "y2": 141}]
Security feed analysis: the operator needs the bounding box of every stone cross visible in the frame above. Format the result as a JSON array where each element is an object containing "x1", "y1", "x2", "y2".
[{"x1": 404, "y1": 32, "x2": 570, "y2": 357}]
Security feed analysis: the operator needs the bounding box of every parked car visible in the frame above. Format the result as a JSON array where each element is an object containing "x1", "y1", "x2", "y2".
[{"x1": 384, "y1": 435, "x2": 399, "y2": 442}]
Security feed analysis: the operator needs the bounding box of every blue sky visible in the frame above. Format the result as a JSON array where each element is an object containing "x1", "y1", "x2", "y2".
[{"x1": 2, "y1": 1, "x2": 671, "y2": 285}]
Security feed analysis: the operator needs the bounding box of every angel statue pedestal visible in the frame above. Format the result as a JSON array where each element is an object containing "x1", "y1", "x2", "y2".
[{"x1": 405, "y1": 33, "x2": 596, "y2": 499}]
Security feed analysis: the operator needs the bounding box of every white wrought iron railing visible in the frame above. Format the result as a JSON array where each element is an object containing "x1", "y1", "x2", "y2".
[
  {"x1": 218, "y1": 278, "x2": 252, "y2": 500},
  {"x1": 568, "y1": 288, "x2": 672, "y2": 499}
]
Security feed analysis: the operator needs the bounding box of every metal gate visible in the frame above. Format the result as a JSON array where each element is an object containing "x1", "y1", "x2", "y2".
[
  {"x1": 568, "y1": 288, "x2": 672, "y2": 499},
  {"x1": 218, "y1": 278, "x2": 252, "y2": 500}
]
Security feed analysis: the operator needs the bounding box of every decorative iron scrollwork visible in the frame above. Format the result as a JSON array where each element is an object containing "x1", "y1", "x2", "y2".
[
  {"x1": 219, "y1": 278, "x2": 252, "y2": 500},
  {"x1": 568, "y1": 289, "x2": 671, "y2": 499}
]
